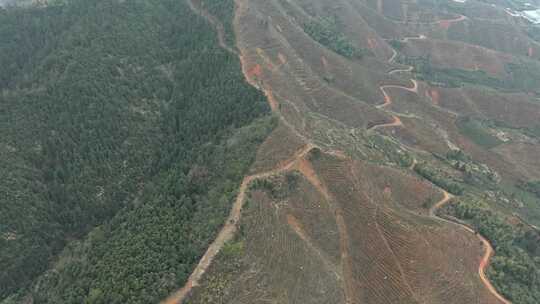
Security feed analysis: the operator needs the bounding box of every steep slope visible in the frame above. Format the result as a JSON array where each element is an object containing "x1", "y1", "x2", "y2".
[
  {"x1": 186, "y1": 150, "x2": 503, "y2": 304},
  {"x1": 176, "y1": 0, "x2": 539, "y2": 303}
]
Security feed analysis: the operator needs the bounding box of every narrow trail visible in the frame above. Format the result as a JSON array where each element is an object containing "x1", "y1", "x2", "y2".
[
  {"x1": 376, "y1": 80, "x2": 418, "y2": 109},
  {"x1": 393, "y1": 14, "x2": 467, "y2": 26},
  {"x1": 428, "y1": 189, "x2": 512, "y2": 304},
  {"x1": 386, "y1": 35, "x2": 426, "y2": 69},
  {"x1": 370, "y1": 115, "x2": 403, "y2": 130},
  {"x1": 369, "y1": 35, "x2": 423, "y2": 130},
  {"x1": 439, "y1": 14, "x2": 468, "y2": 25}
]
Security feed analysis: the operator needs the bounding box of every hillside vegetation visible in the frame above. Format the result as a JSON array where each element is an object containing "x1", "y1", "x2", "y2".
[
  {"x1": 399, "y1": 55, "x2": 540, "y2": 94},
  {"x1": 303, "y1": 16, "x2": 370, "y2": 59},
  {"x1": 0, "y1": 0, "x2": 272, "y2": 302},
  {"x1": 446, "y1": 199, "x2": 540, "y2": 304}
]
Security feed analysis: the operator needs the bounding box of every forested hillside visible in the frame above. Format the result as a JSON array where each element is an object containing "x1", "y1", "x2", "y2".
[{"x1": 0, "y1": 0, "x2": 272, "y2": 302}]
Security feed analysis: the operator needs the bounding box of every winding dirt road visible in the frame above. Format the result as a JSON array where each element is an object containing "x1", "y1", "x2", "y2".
[
  {"x1": 429, "y1": 189, "x2": 512, "y2": 304},
  {"x1": 370, "y1": 115, "x2": 403, "y2": 130},
  {"x1": 369, "y1": 35, "x2": 423, "y2": 129},
  {"x1": 410, "y1": 163, "x2": 509, "y2": 304},
  {"x1": 376, "y1": 80, "x2": 418, "y2": 109},
  {"x1": 161, "y1": 144, "x2": 314, "y2": 304}
]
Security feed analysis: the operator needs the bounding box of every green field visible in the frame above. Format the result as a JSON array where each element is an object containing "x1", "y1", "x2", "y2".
[{"x1": 457, "y1": 118, "x2": 504, "y2": 149}]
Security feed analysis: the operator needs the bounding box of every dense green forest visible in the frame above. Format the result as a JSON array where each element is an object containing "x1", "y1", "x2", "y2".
[
  {"x1": 447, "y1": 199, "x2": 540, "y2": 304},
  {"x1": 0, "y1": 0, "x2": 272, "y2": 303},
  {"x1": 414, "y1": 162, "x2": 465, "y2": 195},
  {"x1": 199, "y1": 0, "x2": 236, "y2": 50},
  {"x1": 456, "y1": 117, "x2": 504, "y2": 148}
]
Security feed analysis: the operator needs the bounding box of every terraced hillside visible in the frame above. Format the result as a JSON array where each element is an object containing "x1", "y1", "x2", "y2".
[
  {"x1": 186, "y1": 150, "x2": 503, "y2": 304},
  {"x1": 175, "y1": 0, "x2": 540, "y2": 303}
]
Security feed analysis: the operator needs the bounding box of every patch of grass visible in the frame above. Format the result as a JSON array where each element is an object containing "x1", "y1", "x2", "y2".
[
  {"x1": 303, "y1": 16, "x2": 372, "y2": 59},
  {"x1": 457, "y1": 117, "x2": 503, "y2": 149},
  {"x1": 368, "y1": 135, "x2": 414, "y2": 168},
  {"x1": 398, "y1": 55, "x2": 504, "y2": 88},
  {"x1": 506, "y1": 62, "x2": 540, "y2": 94},
  {"x1": 222, "y1": 240, "x2": 244, "y2": 258},
  {"x1": 492, "y1": 119, "x2": 540, "y2": 140},
  {"x1": 399, "y1": 55, "x2": 540, "y2": 94},
  {"x1": 249, "y1": 172, "x2": 300, "y2": 199},
  {"x1": 500, "y1": 182, "x2": 540, "y2": 227},
  {"x1": 518, "y1": 180, "x2": 540, "y2": 200}
]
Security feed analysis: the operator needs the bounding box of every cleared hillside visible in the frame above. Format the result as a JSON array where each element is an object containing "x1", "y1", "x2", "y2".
[{"x1": 181, "y1": 0, "x2": 540, "y2": 303}]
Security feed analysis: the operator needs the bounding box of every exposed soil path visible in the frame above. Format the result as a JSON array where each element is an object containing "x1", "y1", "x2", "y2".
[
  {"x1": 428, "y1": 189, "x2": 454, "y2": 217},
  {"x1": 389, "y1": 65, "x2": 413, "y2": 75},
  {"x1": 387, "y1": 35, "x2": 426, "y2": 75},
  {"x1": 376, "y1": 80, "x2": 418, "y2": 109},
  {"x1": 370, "y1": 115, "x2": 403, "y2": 130},
  {"x1": 369, "y1": 35, "x2": 424, "y2": 130}
]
